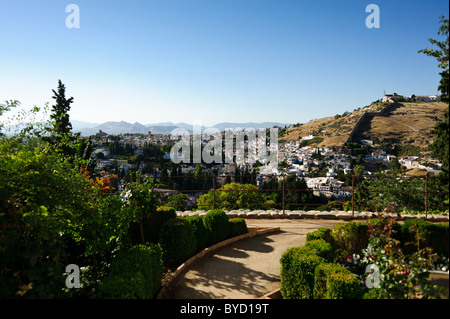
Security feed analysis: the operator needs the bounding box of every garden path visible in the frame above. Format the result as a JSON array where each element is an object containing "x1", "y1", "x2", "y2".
[{"x1": 167, "y1": 219, "x2": 345, "y2": 299}]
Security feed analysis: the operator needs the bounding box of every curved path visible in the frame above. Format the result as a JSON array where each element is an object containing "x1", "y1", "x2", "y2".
[{"x1": 166, "y1": 219, "x2": 345, "y2": 299}]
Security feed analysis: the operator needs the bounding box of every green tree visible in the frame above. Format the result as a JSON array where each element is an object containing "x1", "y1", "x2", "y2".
[
  {"x1": 419, "y1": 15, "x2": 449, "y2": 175},
  {"x1": 50, "y1": 80, "x2": 73, "y2": 136}
]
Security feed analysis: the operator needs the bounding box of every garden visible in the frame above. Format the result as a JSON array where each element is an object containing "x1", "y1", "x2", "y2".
[
  {"x1": 1, "y1": 98, "x2": 250, "y2": 299},
  {"x1": 280, "y1": 216, "x2": 449, "y2": 299}
]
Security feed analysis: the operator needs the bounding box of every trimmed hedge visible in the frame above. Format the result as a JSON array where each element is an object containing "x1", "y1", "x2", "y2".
[
  {"x1": 304, "y1": 239, "x2": 334, "y2": 262},
  {"x1": 332, "y1": 221, "x2": 370, "y2": 258},
  {"x1": 325, "y1": 272, "x2": 362, "y2": 299},
  {"x1": 128, "y1": 206, "x2": 177, "y2": 245},
  {"x1": 97, "y1": 244, "x2": 162, "y2": 299},
  {"x1": 306, "y1": 227, "x2": 336, "y2": 248},
  {"x1": 400, "y1": 220, "x2": 449, "y2": 257},
  {"x1": 186, "y1": 215, "x2": 210, "y2": 253},
  {"x1": 280, "y1": 247, "x2": 325, "y2": 299},
  {"x1": 314, "y1": 263, "x2": 350, "y2": 299},
  {"x1": 229, "y1": 218, "x2": 249, "y2": 237},
  {"x1": 159, "y1": 217, "x2": 197, "y2": 266},
  {"x1": 203, "y1": 209, "x2": 231, "y2": 245}
]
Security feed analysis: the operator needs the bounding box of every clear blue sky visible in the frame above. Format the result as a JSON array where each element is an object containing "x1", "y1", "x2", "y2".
[{"x1": 0, "y1": 0, "x2": 448, "y2": 127}]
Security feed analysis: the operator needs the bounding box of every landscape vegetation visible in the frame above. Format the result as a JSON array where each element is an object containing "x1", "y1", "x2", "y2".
[{"x1": 0, "y1": 14, "x2": 448, "y2": 300}]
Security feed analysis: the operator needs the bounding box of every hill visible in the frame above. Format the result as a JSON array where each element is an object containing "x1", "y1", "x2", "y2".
[{"x1": 281, "y1": 101, "x2": 448, "y2": 154}]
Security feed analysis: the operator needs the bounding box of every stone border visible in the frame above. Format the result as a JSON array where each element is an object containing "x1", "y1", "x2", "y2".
[
  {"x1": 177, "y1": 210, "x2": 449, "y2": 222},
  {"x1": 157, "y1": 226, "x2": 281, "y2": 299}
]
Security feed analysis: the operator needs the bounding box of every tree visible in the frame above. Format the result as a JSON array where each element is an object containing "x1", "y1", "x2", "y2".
[
  {"x1": 419, "y1": 15, "x2": 449, "y2": 175},
  {"x1": 353, "y1": 164, "x2": 365, "y2": 177},
  {"x1": 50, "y1": 80, "x2": 73, "y2": 136}
]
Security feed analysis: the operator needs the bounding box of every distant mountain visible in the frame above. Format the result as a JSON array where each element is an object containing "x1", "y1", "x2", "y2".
[{"x1": 74, "y1": 120, "x2": 288, "y2": 136}]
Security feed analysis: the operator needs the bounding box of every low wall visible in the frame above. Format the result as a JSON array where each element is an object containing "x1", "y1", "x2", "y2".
[{"x1": 176, "y1": 209, "x2": 449, "y2": 222}]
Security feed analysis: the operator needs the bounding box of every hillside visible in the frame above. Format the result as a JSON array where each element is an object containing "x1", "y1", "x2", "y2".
[{"x1": 281, "y1": 101, "x2": 448, "y2": 153}]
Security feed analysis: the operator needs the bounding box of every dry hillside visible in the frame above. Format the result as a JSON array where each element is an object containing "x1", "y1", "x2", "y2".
[{"x1": 281, "y1": 101, "x2": 448, "y2": 152}]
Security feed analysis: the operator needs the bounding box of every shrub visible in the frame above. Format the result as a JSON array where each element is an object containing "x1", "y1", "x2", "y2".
[
  {"x1": 186, "y1": 215, "x2": 210, "y2": 252},
  {"x1": 304, "y1": 239, "x2": 334, "y2": 262},
  {"x1": 229, "y1": 218, "x2": 248, "y2": 237},
  {"x1": 332, "y1": 221, "x2": 370, "y2": 258},
  {"x1": 280, "y1": 247, "x2": 325, "y2": 299},
  {"x1": 306, "y1": 227, "x2": 333, "y2": 243},
  {"x1": 203, "y1": 210, "x2": 231, "y2": 245},
  {"x1": 97, "y1": 244, "x2": 162, "y2": 299},
  {"x1": 159, "y1": 217, "x2": 197, "y2": 267},
  {"x1": 325, "y1": 272, "x2": 362, "y2": 299},
  {"x1": 128, "y1": 206, "x2": 177, "y2": 245},
  {"x1": 314, "y1": 263, "x2": 351, "y2": 299},
  {"x1": 400, "y1": 220, "x2": 449, "y2": 257}
]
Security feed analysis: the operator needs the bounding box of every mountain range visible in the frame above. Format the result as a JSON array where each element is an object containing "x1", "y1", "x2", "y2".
[{"x1": 72, "y1": 120, "x2": 288, "y2": 136}]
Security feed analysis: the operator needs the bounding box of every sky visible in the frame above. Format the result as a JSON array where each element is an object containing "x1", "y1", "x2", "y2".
[{"x1": 0, "y1": 0, "x2": 448, "y2": 127}]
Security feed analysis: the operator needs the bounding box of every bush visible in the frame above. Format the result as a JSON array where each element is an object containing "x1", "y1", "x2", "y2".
[
  {"x1": 186, "y1": 215, "x2": 210, "y2": 252},
  {"x1": 304, "y1": 239, "x2": 334, "y2": 262},
  {"x1": 400, "y1": 220, "x2": 449, "y2": 257},
  {"x1": 280, "y1": 247, "x2": 325, "y2": 299},
  {"x1": 332, "y1": 221, "x2": 369, "y2": 258},
  {"x1": 159, "y1": 217, "x2": 197, "y2": 267},
  {"x1": 128, "y1": 206, "x2": 177, "y2": 245},
  {"x1": 229, "y1": 218, "x2": 248, "y2": 237},
  {"x1": 203, "y1": 210, "x2": 231, "y2": 245},
  {"x1": 306, "y1": 227, "x2": 332, "y2": 242},
  {"x1": 314, "y1": 263, "x2": 351, "y2": 299},
  {"x1": 325, "y1": 272, "x2": 362, "y2": 299},
  {"x1": 97, "y1": 244, "x2": 162, "y2": 299}
]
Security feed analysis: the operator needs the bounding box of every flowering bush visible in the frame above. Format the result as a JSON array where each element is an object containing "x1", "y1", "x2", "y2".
[{"x1": 339, "y1": 216, "x2": 446, "y2": 299}]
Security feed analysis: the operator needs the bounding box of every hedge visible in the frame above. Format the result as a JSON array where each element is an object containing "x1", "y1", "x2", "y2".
[
  {"x1": 97, "y1": 244, "x2": 162, "y2": 299},
  {"x1": 229, "y1": 218, "x2": 248, "y2": 237},
  {"x1": 332, "y1": 221, "x2": 370, "y2": 258},
  {"x1": 186, "y1": 215, "x2": 210, "y2": 253},
  {"x1": 304, "y1": 239, "x2": 334, "y2": 262},
  {"x1": 159, "y1": 217, "x2": 197, "y2": 266},
  {"x1": 203, "y1": 209, "x2": 231, "y2": 245},
  {"x1": 400, "y1": 220, "x2": 449, "y2": 257},
  {"x1": 314, "y1": 263, "x2": 350, "y2": 299},
  {"x1": 280, "y1": 247, "x2": 325, "y2": 299},
  {"x1": 325, "y1": 272, "x2": 362, "y2": 299},
  {"x1": 128, "y1": 206, "x2": 177, "y2": 245},
  {"x1": 306, "y1": 227, "x2": 336, "y2": 248}
]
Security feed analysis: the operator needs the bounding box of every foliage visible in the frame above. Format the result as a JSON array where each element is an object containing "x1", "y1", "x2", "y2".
[
  {"x1": 123, "y1": 174, "x2": 160, "y2": 244},
  {"x1": 354, "y1": 175, "x2": 448, "y2": 213},
  {"x1": 340, "y1": 217, "x2": 445, "y2": 299},
  {"x1": 306, "y1": 227, "x2": 336, "y2": 249},
  {"x1": 313, "y1": 263, "x2": 351, "y2": 299},
  {"x1": 202, "y1": 209, "x2": 231, "y2": 245},
  {"x1": 186, "y1": 215, "x2": 210, "y2": 252},
  {"x1": 325, "y1": 272, "x2": 362, "y2": 299},
  {"x1": 280, "y1": 247, "x2": 324, "y2": 299},
  {"x1": 400, "y1": 220, "x2": 449, "y2": 258},
  {"x1": 159, "y1": 217, "x2": 197, "y2": 267},
  {"x1": 197, "y1": 183, "x2": 265, "y2": 210},
  {"x1": 332, "y1": 222, "x2": 370, "y2": 259},
  {"x1": 0, "y1": 130, "x2": 130, "y2": 298},
  {"x1": 167, "y1": 193, "x2": 188, "y2": 211},
  {"x1": 419, "y1": 15, "x2": 449, "y2": 175},
  {"x1": 228, "y1": 218, "x2": 248, "y2": 237},
  {"x1": 304, "y1": 239, "x2": 334, "y2": 262},
  {"x1": 97, "y1": 244, "x2": 162, "y2": 299}
]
